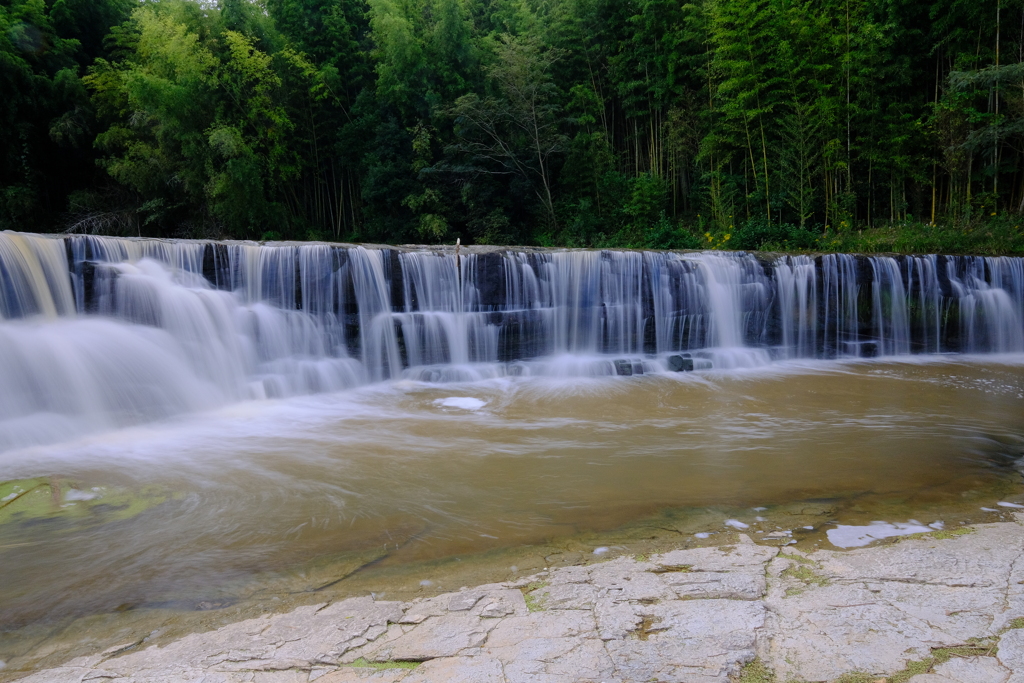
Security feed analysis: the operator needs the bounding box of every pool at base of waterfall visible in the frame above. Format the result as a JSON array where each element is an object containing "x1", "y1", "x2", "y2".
[{"x1": 1, "y1": 358, "x2": 1024, "y2": 646}]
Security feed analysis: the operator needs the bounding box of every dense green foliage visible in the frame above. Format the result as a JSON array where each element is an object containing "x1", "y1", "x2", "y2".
[{"x1": 2, "y1": 0, "x2": 1024, "y2": 252}]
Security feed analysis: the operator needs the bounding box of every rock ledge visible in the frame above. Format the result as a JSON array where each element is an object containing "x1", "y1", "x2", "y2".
[{"x1": 13, "y1": 517, "x2": 1024, "y2": 683}]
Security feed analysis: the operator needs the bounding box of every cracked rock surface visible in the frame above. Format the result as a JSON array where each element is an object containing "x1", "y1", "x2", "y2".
[{"x1": 12, "y1": 517, "x2": 1024, "y2": 682}]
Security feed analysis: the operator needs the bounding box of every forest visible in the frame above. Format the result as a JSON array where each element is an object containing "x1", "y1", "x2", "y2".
[{"x1": 2, "y1": 0, "x2": 1024, "y2": 253}]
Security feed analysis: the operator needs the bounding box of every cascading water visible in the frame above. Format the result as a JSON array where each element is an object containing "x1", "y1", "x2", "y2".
[
  {"x1": 906, "y1": 255, "x2": 942, "y2": 354},
  {"x1": 2, "y1": 230, "x2": 1024, "y2": 451},
  {"x1": 775, "y1": 255, "x2": 817, "y2": 359},
  {"x1": 870, "y1": 256, "x2": 911, "y2": 356},
  {"x1": 821, "y1": 253, "x2": 859, "y2": 357},
  {"x1": 947, "y1": 256, "x2": 1024, "y2": 353}
]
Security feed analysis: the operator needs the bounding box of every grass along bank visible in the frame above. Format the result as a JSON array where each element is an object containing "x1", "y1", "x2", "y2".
[{"x1": 688, "y1": 214, "x2": 1024, "y2": 256}]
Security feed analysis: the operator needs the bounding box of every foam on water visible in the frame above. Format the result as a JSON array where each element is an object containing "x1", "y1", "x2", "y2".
[
  {"x1": 435, "y1": 397, "x2": 487, "y2": 411},
  {"x1": 826, "y1": 521, "x2": 935, "y2": 548}
]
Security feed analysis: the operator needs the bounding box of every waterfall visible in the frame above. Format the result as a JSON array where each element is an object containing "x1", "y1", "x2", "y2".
[
  {"x1": 775, "y1": 255, "x2": 817, "y2": 358},
  {"x1": 906, "y1": 255, "x2": 942, "y2": 354},
  {"x1": 2, "y1": 230, "x2": 1024, "y2": 451},
  {"x1": 822, "y1": 253, "x2": 859, "y2": 357},
  {"x1": 947, "y1": 256, "x2": 1024, "y2": 353},
  {"x1": 870, "y1": 256, "x2": 911, "y2": 356},
  {"x1": 346, "y1": 246, "x2": 400, "y2": 381},
  {"x1": 0, "y1": 231, "x2": 75, "y2": 318}
]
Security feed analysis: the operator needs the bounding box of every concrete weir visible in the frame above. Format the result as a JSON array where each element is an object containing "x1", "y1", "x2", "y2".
[{"x1": 11, "y1": 516, "x2": 1024, "y2": 683}]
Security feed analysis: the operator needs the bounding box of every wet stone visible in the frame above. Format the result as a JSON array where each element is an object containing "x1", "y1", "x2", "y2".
[
  {"x1": 446, "y1": 593, "x2": 481, "y2": 612},
  {"x1": 13, "y1": 520, "x2": 1024, "y2": 683}
]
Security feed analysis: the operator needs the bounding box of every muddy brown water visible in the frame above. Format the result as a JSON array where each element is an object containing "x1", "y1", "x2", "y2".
[{"x1": 2, "y1": 357, "x2": 1024, "y2": 675}]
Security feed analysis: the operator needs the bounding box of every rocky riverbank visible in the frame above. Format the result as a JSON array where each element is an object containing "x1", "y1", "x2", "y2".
[{"x1": 9, "y1": 515, "x2": 1024, "y2": 682}]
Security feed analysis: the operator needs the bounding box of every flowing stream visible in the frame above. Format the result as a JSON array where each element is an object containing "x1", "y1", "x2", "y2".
[{"x1": 1, "y1": 231, "x2": 1024, "y2": 659}]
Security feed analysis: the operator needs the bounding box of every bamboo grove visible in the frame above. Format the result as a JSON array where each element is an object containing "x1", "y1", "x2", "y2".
[{"x1": 3, "y1": 0, "x2": 1024, "y2": 252}]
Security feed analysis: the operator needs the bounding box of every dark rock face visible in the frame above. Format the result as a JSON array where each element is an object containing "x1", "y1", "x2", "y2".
[
  {"x1": 668, "y1": 354, "x2": 694, "y2": 372},
  {"x1": 201, "y1": 243, "x2": 231, "y2": 290}
]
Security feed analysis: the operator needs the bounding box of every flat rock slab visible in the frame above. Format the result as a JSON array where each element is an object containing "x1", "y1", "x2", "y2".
[{"x1": 12, "y1": 517, "x2": 1024, "y2": 682}]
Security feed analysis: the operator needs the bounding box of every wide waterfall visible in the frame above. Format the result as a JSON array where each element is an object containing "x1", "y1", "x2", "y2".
[{"x1": 1, "y1": 230, "x2": 1023, "y2": 451}]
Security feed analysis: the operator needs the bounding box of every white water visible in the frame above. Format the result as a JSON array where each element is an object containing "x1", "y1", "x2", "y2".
[
  {"x1": 2, "y1": 231, "x2": 1024, "y2": 451},
  {"x1": 826, "y1": 521, "x2": 936, "y2": 548}
]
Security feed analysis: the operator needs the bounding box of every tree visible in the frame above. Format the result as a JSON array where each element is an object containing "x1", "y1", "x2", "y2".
[
  {"x1": 4, "y1": 0, "x2": 1023, "y2": 244},
  {"x1": 447, "y1": 34, "x2": 566, "y2": 230},
  {"x1": 0, "y1": 0, "x2": 127, "y2": 230},
  {"x1": 949, "y1": 62, "x2": 1024, "y2": 212},
  {"x1": 85, "y1": 1, "x2": 308, "y2": 237},
  {"x1": 708, "y1": 0, "x2": 784, "y2": 222}
]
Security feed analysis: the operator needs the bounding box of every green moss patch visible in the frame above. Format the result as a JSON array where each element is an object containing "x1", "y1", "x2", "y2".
[
  {"x1": 0, "y1": 478, "x2": 173, "y2": 532},
  {"x1": 902, "y1": 526, "x2": 976, "y2": 542},
  {"x1": 781, "y1": 556, "x2": 830, "y2": 597},
  {"x1": 347, "y1": 657, "x2": 420, "y2": 670},
  {"x1": 651, "y1": 564, "x2": 693, "y2": 574},
  {"x1": 833, "y1": 673, "x2": 883, "y2": 683},
  {"x1": 779, "y1": 552, "x2": 816, "y2": 566},
  {"x1": 834, "y1": 638, "x2": 999, "y2": 683},
  {"x1": 522, "y1": 581, "x2": 548, "y2": 612},
  {"x1": 736, "y1": 657, "x2": 776, "y2": 682}
]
